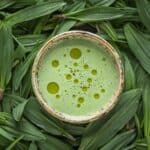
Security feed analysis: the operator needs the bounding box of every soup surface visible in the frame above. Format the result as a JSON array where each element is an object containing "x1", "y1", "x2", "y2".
[{"x1": 38, "y1": 38, "x2": 119, "y2": 116}]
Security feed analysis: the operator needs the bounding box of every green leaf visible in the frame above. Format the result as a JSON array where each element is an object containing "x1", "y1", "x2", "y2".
[
  {"x1": 24, "y1": 97, "x2": 75, "y2": 141},
  {"x1": 135, "y1": 65, "x2": 150, "y2": 89},
  {"x1": 11, "y1": 0, "x2": 37, "y2": 9},
  {"x1": 33, "y1": 15, "x2": 49, "y2": 34},
  {"x1": 143, "y1": 79, "x2": 150, "y2": 149},
  {"x1": 13, "y1": 35, "x2": 27, "y2": 59},
  {"x1": 62, "y1": 123, "x2": 85, "y2": 136},
  {"x1": 124, "y1": 54, "x2": 136, "y2": 90},
  {"x1": 65, "y1": 7, "x2": 136, "y2": 22},
  {"x1": 6, "y1": 135, "x2": 24, "y2": 150},
  {"x1": 2, "y1": 119, "x2": 46, "y2": 141},
  {"x1": 12, "y1": 100, "x2": 28, "y2": 121},
  {"x1": 0, "y1": 127, "x2": 14, "y2": 141},
  {"x1": 21, "y1": 70, "x2": 32, "y2": 98},
  {"x1": 2, "y1": 96, "x2": 12, "y2": 113},
  {"x1": 136, "y1": 0, "x2": 150, "y2": 31},
  {"x1": 100, "y1": 22, "x2": 118, "y2": 41},
  {"x1": 51, "y1": 20, "x2": 76, "y2": 36},
  {"x1": 17, "y1": 34, "x2": 47, "y2": 47},
  {"x1": 5, "y1": 1, "x2": 66, "y2": 26},
  {"x1": 0, "y1": 112, "x2": 17, "y2": 127},
  {"x1": 29, "y1": 142, "x2": 38, "y2": 150},
  {"x1": 50, "y1": 1, "x2": 86, "y2": 38},
  {"x1": 100, "y1": 130, "x2": 136, "y2": 150},
  {"x1": 62, "y1": 1, "x2": 85, "y2": 13},
  {"x1": 136, "y1": 139, "x2": 148, "y2": 150},
  {"x1": 88, "y1": 0, "x2": 116, "y2": 6},
  {"x1": 13, "y1": 143, "x2": 28, "y2": 150},
  {"x1": 79, "y1": 89, "x2": 142, "y2": 150},
  {"x1": 38, "y1": 134, "x2": 72, "y2": 150},
  {"x1": 14, "y1": 34, "x2": 46, "y2": 59},
  {"x1": 18, "y1": 118, "x2": 44, "y2": 141},
  {"x1": 0, "y1": 24, "x2": 14, "y2": 94},
  {"x1": 0, "y1": 134, "x2": 10, "y2": 148},
  {"x1": 124, "y1": 24, "x2": 150, "y2": 74},
  {"x1": 0, "y1": 112, "x2": 45, "y2": 141},
  {"x1": 12, "y1": 49, "x2": 37, "y2": 91},
  {"x1": 0, "y1": 0, "x2": 15, "y2": 10}
]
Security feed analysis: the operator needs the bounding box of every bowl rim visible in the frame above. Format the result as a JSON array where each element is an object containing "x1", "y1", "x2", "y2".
[{"x1": 32, "y1": 30, "x2": 124, "y2": 124}]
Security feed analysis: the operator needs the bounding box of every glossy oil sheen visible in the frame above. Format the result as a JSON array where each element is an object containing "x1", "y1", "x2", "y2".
[{"x1": 38, "y1": 38, "x2": 119, "y2": 116}]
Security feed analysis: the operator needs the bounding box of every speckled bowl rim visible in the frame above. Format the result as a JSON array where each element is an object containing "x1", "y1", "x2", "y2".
[{"x1": 32, "y1": 30, "x2": 124, "y2": 124}]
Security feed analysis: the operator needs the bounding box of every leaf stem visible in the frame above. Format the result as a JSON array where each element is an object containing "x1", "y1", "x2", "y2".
[
  {"x1": 53, "y1": 14, "x2": 65, "y2": 20},
  {"x1": 0, "y1": 88, "x2": 4, "y2": 101}
]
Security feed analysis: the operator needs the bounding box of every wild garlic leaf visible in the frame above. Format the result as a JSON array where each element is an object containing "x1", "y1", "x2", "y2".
[
  {"x1": 29, "y1": 142, "x2": 38, "y2": 150},
  {"x1": 65, "y1": 7, "x2": 136, "y2": 22},
  {"x1": 62, "y1": 1, "x2": 86, "y2": 13},
  {"x1": 100, "y1": 22, "x2": 118, "y2": 41},
  {"x1": 143, "y1": 79, "x2": 150, "y2": 149},
  {"x1": 5, "y1": 1, "x2": 66, "y2": 26},
  {"x1": 6, "y1": 135, "x2": 24, "y2": 150},
  {"x1": 0, "y1": 112, "x2": 46, "y2": 141},
  {"x1": 20, "y1": 70, "x2": 32, "y2": 98},
  {"x1": 136, "y1": 0, "x2": 150, "y2": 31},
  {"x1": 12, "y1": 49, "x2": 37, "y2": 91},
  {"x1": 16, "y1": 34, "x2": 47, "y2": 47},
  {"x1": 123, "y1": 54, "x2": 136, "y2": 90},
  {"x1": 88, "y1": 0, "x2": 116, "y2": 7},
  {"x1": 135, "y1": 65, "x2": 150, "y2": 89},
  {"x1": 12, "y1": 100, "x2": 28, "y2": 121},
  {"x1": 0, "y1": 127, "x2": 14, "y2": 141},
  {"x1": 124, "y1": 24, "x2": 150, "y2": 74},
  {"x1": 50, "y1": 1, "x2": 86, "y2": 38},
  {"x1": 24, "y1": 97, "x2": 75, "y2": 141},
  {"x1": 100, "y1": 130, "x2": 136, "y2": 150},
  {"x1": 0, "y1": 0, "x2": 15, "y2": 10},
  {"x1": 0, "y1": 134, "x2": 10, "y2": 148},
  {"x1": 37, "y1": 134, "x2": 72, "y2": 150},
  {"x1": 4, "y1": 119, "x2": 46, "y2": 141},
  {"x1": 0, "y1": 25, "x2": 14, "y2": 100}
]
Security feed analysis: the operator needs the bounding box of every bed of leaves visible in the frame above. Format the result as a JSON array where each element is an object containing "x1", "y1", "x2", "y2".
[{"x1": 0, "y1": 0, "x2": 150, "y2": 149}]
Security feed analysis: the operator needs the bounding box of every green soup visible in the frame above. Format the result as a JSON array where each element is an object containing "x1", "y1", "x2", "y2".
[{"x1": 38, "y1": 38, "x2": 119, "y2": 116}]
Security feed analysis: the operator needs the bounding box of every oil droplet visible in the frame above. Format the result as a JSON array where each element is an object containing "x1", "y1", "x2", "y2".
[
  {"x1": 87, "y1": 49, "x2": 91, "y2": 53},
  {"x1": 83, "y1": 64, "x2": 89, "y2": 69},
  {"x1": 78, "y1": 97, "x2": 84, "y2": 103},
  {"x1": 66, "y1": 74, "x2": 72, "y2": 80},
  {"x1": 101, "y1": 89, "x2": 105, "y2": 93},
  {"x1": 102, "y1": 57, "x2": 106, "y2": 61},
  {"x1": 82, "y1": 86, "x2": 88, "y2": 92},
  {"x1": 74, "y1": 79, "x2": 79, "y2": 84},
  {"x1": 93, "y1": 93, "x2": 100, "y2": 99},
  {"x1": 87, "y1": 78, "x2": 92, "y2": 83},
  {"x1": 91, "y1": 69, "x2": 97, "y2": 75},
  {"x1": 47, "y1": 82, "x2": 59, "y2": 94},
  {"x1": 72, "y1": 94, "x2": 76, "y2": 98},
  {"x1": 73, "y1": 62, "x2": 78, "y2": 67},
  {"x1": 51, "y1": 60, "x2": 59, "y2": 67},
  {"x1": 56, "y1": 94, "x2": 60, "y2": 99},
  {"x1": 70, "y1": 48, "x2": 81, "y2": 59},
  {"x1": 77, "y1": 104, "x2": 81, "y2": 108}
]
